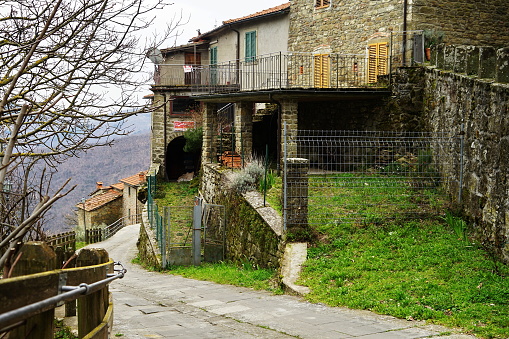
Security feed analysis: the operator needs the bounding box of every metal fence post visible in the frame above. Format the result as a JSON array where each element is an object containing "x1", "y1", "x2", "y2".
[
  {"x1": 162, "y1": 207, "x2": 169, "y2": 268},
  {"x1": 193, "y1": 197, "x2": 202, "y2": 266},
  {"x1": 459, "y1": 124, "x2": 465, "y2": 204}
]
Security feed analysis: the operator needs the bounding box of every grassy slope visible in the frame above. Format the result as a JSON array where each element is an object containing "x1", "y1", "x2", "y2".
[{"x1": 155, "y1": 177, "x2": 509, "y2": 339}]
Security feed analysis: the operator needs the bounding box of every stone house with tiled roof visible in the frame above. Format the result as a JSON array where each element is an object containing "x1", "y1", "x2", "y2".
[
  {"x1": 76, "y1": 186, "x2": 123, "y2": 234},
  {"x1": 76, "y1": 171, "x2": 147, "y2": 233},
  {"x1": 119, "y1": 171, "x2": 147, "y2": 224},
  {"x1": 149, "y1": 3, "x2": 290, "y2": 179}
]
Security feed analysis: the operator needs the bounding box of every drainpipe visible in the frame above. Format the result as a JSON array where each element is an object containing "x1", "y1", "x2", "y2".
[
  {"x1": 227, "y1": 24, "x2": 241, "y2": 82},
  {"x1": 402, "y1": 0, "x2": 408, "y2": 66}
]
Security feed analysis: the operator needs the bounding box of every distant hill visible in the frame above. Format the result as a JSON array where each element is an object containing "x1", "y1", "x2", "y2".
[{"x1": 44, "y1": 132, "x2": 151, "y2": 234}]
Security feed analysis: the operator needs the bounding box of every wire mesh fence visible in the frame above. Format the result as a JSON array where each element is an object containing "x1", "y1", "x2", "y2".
[{"x1": 284, "y1": 129, "x2": 463, "y2": 227}]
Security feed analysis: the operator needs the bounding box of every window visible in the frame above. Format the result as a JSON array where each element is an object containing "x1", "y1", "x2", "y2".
[
  {"x1": 210, "y1": 46, "x2": 218, "y2": 65},
  {"x1": 210, "y1": 46, "x2": 218, "y2": 85},
  {"x1": 171, "y1": 97, "x2": 198, "y2": 115},
  {"x1": 368, "y1": 42, "x2": 389, "y2": 84},
  {"x1": 315, "y1": 0, "x2": 330, "y2": 9},
  {"x1": 314, "y1": 54, "x2": 330, "y2": 88},
  {"x1": 245, "y1": 31, "x2": 256, "y2": 62}
]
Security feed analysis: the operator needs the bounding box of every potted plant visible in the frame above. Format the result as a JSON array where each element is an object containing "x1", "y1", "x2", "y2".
[{"x1": 423, "y1": 29, "x2": 444, "y2": 60}]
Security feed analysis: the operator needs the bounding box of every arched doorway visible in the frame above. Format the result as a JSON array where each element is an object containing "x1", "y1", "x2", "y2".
[{"x1": 165, "y1": 136, "x2": 198, "y2": 180}]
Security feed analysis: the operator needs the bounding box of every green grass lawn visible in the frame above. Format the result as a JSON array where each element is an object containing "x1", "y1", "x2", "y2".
[{"x1": 154, "y1": 176, "x2": 509, "y2": 339}]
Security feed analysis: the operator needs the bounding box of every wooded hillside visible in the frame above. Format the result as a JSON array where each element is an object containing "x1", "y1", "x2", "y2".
[{"x1": 44, "y1": 132, "x2": 150, "y2": 233}]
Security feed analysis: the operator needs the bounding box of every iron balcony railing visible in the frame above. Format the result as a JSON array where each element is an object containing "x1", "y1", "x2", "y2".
[
  {"x1": 154, "y1": 52, "x2": 398, "y2": 94},
  {"x1": 153, "y1": 31, "x2": 424, "y2": 95}
]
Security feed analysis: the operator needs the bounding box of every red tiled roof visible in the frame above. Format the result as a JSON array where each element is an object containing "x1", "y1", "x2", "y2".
[
  {"x1": 111, "y1": 182, "x2": 124, "y2": 191},
  {"x1": 222, "y1": 2, "x2": 290, "y2": 25},
  {"x1": 190, "y1": 2, "x2": 290, "y2": 42},
  {"x1": 120, "y1": 171, "x2": 148, "y2": 187},
  {"x1": 77, "y1": 189, "x2": 122, "y2": 212}
]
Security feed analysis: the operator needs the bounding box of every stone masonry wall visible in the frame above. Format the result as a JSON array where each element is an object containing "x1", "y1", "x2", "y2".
[
  {"x1": 412, "y1": 0, "x2": 509, "y2": 47},
  {"x1": 289, "y1": 0, "x2": 402, "y2": 55},
  {"x1": 201, "y1": 163, "x2": 284, "y2": 269},
  {"x1": 90, "y1": 198, "x2": 123, "y2": 228},
  {"x1": 421, "y1": 68, "x2": 509, "y2": 261},
  {"x1": 288, "y1": 0, "x2": 509, "y2": 55}
]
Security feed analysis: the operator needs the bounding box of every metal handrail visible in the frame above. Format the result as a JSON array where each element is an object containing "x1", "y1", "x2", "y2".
[
  {"x1": 0, "y1": 262, "x2": 126, "y2": 332},
  {"x1": 103, "y1": 214, "x2": 141, "y2": 240}
]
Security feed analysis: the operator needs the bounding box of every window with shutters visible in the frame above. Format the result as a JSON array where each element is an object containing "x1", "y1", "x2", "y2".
[
  {"x1": 245, "y1": 31, "x2": 256, "y2": 62},
  {"x1": 210, "y1": 46, "x2": 218, "y2": 85},
  {"x1": 210, "y1": 46, "x2": 218, "y2": 65},
  {"x1": 315, "y1": 0, "x2": 331, "y2": 9},
  {"x1": 367, "y1": 42, "x2": 388, "y2": 84},
  {"x1": 314, "y1": 54, "x2": 330, "y2": 88}
]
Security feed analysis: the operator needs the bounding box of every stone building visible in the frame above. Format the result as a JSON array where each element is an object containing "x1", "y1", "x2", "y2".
[
  {"x1": 149, "y1": 3, "x2": 291, "y2": 177},
  {"x1": 119, "y1": 171, "x2": 147, "y2": 224},
  {"x1": 76, "y1": 172, "x2": 147, "y2": 233},
  {"x1": 147, "y1": 2, "x2": 509, "y2": 259},
  {"x1": 76, "y1": 183, "x2": 123, "y2": 234}
]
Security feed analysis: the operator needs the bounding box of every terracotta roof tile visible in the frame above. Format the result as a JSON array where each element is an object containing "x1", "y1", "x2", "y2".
[
  {"x1": 77, "y1": 189, "x2": 122, "y2": 212},
  {"x1": 120, "y1": 171, "x2": 148, "y2": 187},
  {"x1": 111, "y1": 182, "x2": 124, "y2": 191},
  {"x1": 222, "y1": 2, "x2": 290, "y2": 24}
]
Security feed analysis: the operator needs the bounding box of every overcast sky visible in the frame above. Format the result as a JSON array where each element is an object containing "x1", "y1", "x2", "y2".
[{"x1": 158, "y1": 0, "x2": 288, "y2": 47}]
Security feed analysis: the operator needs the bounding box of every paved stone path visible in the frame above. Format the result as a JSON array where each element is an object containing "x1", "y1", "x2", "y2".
[{"x1": 90, "y1": 224, "x2": 476, "y2": 338}]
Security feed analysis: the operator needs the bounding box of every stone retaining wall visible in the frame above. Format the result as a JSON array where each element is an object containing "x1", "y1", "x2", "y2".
[
  {"x1": 136, "y1": 208, "x2": 162, "y2": 268},
  {"x1": 201, "y1": 163, "x2": 284, "y2": 269},
  {"x1": 385, "y1": 43, "x2": 509, "y2": 261}
]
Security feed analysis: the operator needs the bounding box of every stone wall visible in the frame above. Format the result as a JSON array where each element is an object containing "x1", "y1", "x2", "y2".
[
  {"x1": 288, "y1": 0, "x2": 509, "y2": 55},
  {"x1": 289, "y1": 0, "x2": 402, "y2": 55},
  {"x1": 412, "y1": 0, "x2": 509, "y2": 47},
  {"x1": 201, "y1": 163, "x2": 284, "y2": 269},
  {"x1": 420, "y1": 66, "x2": 509, "y2": 261},
  {"x1": 150, "y1": 91, "x2": 195, "y2": 179},
  {"x1": 136, "y1": 209, "x2": 161, "y2": 268},
  {"x1": 89, "y1": 198, "x2": 123, "y2": 228}
]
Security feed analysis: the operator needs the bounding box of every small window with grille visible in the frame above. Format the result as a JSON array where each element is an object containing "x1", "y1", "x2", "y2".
[{"x1": 315, "y1": 0, "x2": 330, "y2": 9}]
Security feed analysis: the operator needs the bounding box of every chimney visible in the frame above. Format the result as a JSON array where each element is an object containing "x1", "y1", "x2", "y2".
[
  {"x1": 138, "y1": 172, "x2": 146, "y2": 183},
  {"x1": 96, "y1": 182, "x2": 103, "y2": 190}
]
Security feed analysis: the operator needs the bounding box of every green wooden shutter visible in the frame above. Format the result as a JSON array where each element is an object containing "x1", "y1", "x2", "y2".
[
  {"x1": 245, "y1": 31, "x2": 256, "y2": 62},
  {"x1": 210, "y1": 46, "x2": 217, "y2": 65},
  {"x1": 210, "y1": 46, "x2": 218, "y2": 85}
]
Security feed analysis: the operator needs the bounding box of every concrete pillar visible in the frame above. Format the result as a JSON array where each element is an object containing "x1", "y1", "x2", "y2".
[
  {"x1": 466, "y1": 46, "x2": 480, "y2": 76},
  {"x1": 479, "y1": 47, "x2": 496, "y2": 79},
  {"x1": 202, "y1": 102, "x2": 218, "y2": 165},
  {"x1": 285, "y1": 158, "x2": 310, "y2": 241},
  {"x1": 280, "y1": 99, "x2": 299, "y2": 167},
  {"x1": 234, "y1": 102, "x2": 253, "y2": 158},
  {"x1": 496, "y1": 47, "x2": 509, "y2": 84}
]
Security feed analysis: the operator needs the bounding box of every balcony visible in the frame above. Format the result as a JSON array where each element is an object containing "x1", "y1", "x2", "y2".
[{"x1": 153, "y1": 51, "x2": 410, "y2": 95}]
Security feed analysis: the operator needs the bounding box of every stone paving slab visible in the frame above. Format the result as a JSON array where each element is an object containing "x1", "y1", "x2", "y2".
[{"x1": 85, "y1": 224, "x2": 478, "y2": 339}]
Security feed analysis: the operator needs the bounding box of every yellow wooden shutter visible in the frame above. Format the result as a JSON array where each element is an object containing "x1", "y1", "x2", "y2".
[
  {"x1": 368, "y1": 43, "x2": 389, "y2": 84},
  {"x1": 314, "y1": 54, "x2": 330, "y2": 88}
]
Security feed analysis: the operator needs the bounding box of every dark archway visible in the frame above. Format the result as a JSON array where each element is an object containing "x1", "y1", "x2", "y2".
[{"x1": 165, "y1": 136, "x2": 198, "y2": 180}]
